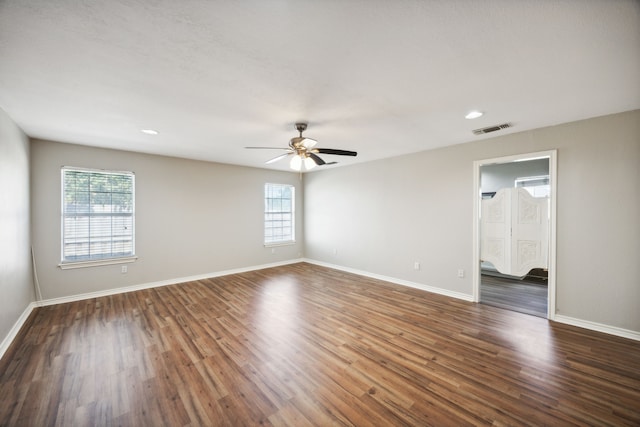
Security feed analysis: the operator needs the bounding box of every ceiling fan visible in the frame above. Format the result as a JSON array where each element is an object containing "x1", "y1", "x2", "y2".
[{"x1": 246, "y1": 123, "x2": 357, "y2": 171}]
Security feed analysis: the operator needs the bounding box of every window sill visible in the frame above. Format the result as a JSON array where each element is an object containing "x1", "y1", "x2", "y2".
[
  {"x1": 59, "y1": 256, "x2": 138, "y2": 270},
  {"x1": 264, "y1": 241, "x2": 296, "y2": 248}
]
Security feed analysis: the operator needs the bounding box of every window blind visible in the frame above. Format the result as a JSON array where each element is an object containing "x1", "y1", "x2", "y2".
[
  {"x1": 264, "y1": 183, "x2": 294, "y2": 244},
  {"x1": 62, "y1": 168, "x2": 135, "y2": 262}
]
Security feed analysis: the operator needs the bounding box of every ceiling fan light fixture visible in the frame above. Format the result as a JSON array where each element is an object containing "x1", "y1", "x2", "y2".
[
  {"x1": 303, "y1": 155, "x2": 317, "y2": 170},
  {"x1": 290, "y1": 154, "x2": 303, "y2": 171}
]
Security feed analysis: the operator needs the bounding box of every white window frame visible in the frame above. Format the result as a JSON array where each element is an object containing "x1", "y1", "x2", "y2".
[
  {"x1": 264, "y1": 183, "x2": 295, "y2": 246},
  {"x1": 60, "y1": 167, "x2": 137, "y2": 269}
]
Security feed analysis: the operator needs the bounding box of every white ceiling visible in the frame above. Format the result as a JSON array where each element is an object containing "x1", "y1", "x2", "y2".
[{"x1": 1, "y1": 0, "x2": 639, "y2": 172}]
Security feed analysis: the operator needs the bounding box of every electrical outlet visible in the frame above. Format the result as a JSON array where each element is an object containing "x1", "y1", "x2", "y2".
[
  {"x1": 333, "y1": 248, "x2": 338, "y2": 255},
  {"x1": 457, "y1": 269, "x2": 464, "y2": 278},
  {"x1": 414, "y1": 261, "x2": 420, "y2": 270},
  {"x1": 121, "y1": 265, "x2": 128, "y2": 274},
  {"x1": 271, "y1": 248, "x2": 276, "y2": 254}
]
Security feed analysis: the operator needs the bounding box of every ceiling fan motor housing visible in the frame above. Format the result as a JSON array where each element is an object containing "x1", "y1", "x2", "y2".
[{"x1": 295, "y1": 123, "x2": 308, "y2": 133}]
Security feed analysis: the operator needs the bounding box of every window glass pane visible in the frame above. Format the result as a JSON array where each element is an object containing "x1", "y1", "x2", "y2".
[
  {"x1": 264, "y1": 183, "x2": 295, "y2": 244},
  {"x1": 62, "y1": 168, "x2": 135, "y2": 262},
  {"x1": 515, "y1": 175, "x2": 550, "y2": 198}
]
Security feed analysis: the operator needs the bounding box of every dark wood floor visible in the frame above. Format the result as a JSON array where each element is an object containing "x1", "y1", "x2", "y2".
[
  {"x1": 1, "y1": 263, "x2": 639, "y2": 426},
  {"x1": 480, "y1": 274, "x2": 548, "y2": 318}
]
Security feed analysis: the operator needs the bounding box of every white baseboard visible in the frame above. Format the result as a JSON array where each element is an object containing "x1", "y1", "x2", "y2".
[
  {"x1": 0, "y1": 302, "x2": 38, "y2": 361},
  {"x1": 303, "y1": 259, "x2": 640, "y2": 341},
  {"x1": 4, "y1": 259, "x2": 636, "y2": 362},
  {"x1": 302, "y1": 258, "x2": 474, "y2": 302},
  {"x1": 554, "y1": 315, "x2": 640, "y2": 341},
  {"x1": 38, "y1": 258, "x2": 304, "y2": 307},
  {"x1": 1, "y1": 259, "x2": 304, "y2": 361}
]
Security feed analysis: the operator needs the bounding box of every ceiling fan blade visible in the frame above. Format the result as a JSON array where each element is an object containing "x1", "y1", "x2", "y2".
[
  {"x1": 323, "y1": 161, "x2": 338, "y2": 166},
  {"x1": 245, "y1": 146, "x2": 290, "y2": 150},
  {"x1": 265, "y1": 152, "x2": 292, "y2": 164},
  {"x1": 307, "y1": 152, "x2": 325, "y2": 165},
  {"x1": 301, "y1": 138, "x2": 317, "y2": 149},
  {"x1": 316, "y1": 148, "x2": 357, "y2": 156}
]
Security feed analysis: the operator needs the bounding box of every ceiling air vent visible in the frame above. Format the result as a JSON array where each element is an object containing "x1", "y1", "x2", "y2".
[{"x1": 472, "y1": 123, "x2": 512, "y2": 136}]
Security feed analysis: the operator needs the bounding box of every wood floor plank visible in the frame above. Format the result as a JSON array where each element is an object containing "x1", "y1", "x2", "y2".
[
  {"x1": 480, "y1": 274, "x2": 548, "y2": 317},
  {"x1": 1, "y1": 262, "x2": 639, "y2": 426}
]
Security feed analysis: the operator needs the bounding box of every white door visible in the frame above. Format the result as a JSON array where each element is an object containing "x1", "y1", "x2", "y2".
[
  {"x1": 481, "y1": 188, "x2": 548, "y2": 276},
  {"x1": 481, "y1": 189, "x2": 510, "y2": 274},
  {"x1": 512, "y1": 188, "x2": 548, "y2": 277}
]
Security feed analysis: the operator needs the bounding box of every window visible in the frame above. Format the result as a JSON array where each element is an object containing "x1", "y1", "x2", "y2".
[
  {"x1": 61, "y1": 167, "x2": 135, "y2": 266},
  {"x1": 515, "y1": 175, "x2": 550, "y2": 198},
  {"x1": 264, "y1": 183, "x2": 295, "y2": 245}
]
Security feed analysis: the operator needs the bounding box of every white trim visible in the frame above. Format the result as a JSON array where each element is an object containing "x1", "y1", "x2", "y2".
[
  {"x1": 548, "y1": 152, "x2": 558, "y2": 320},
  {"x1": 62, "y1": 165, "x2": 136, "y2": 175},
  {"x1": 303, "y1": 259, "x2": 640, "y2": 341},
  {"x1": 264, "y1": 182, "x2": 296, "y2": 246},
  {"x1": 4, "y1": 260, "x2": 637, "y2": 363},
  {"x1": 0, "y1": 302, "x2": 38, "y2": 361},
  {"x1": 264, "y1": 241, "x2": 296, "y2": 248},
  {"x1": 472, "y1": 161, "x2": 481, "y2": 302},
  {"x1": 303, "y1": 258, "x2": 474, "y2": 302},
  {"x1": 59, "y1": 256, "x2": 138, "y2": 270},
  {"x1": 39, "y1": 259, "x2": 304, "y2": 306},
  {"x1": 61, "y1": 166, "x2": 136, "y2": 266},
  {"x1": 554, "y1": 315, "x2": 640, "y2": 341},
  {"x1": 472, "y1": 150, "x2": 558, "y2": 320}
]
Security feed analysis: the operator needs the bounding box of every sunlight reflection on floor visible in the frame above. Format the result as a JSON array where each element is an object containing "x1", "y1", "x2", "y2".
[{"x1": 255, "y1": 276, "x2": 302, "y2": 358}]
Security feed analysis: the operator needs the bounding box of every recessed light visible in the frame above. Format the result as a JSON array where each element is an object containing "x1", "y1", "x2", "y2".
[
  {"x1": 465, "y1": 111, "x2": 484, "y2": 120},
  {"x1": 141, "y1": 129, "x2": 159, "y2": 135}
]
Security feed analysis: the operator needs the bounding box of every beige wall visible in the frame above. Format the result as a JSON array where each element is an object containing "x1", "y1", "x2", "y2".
[
  {"x1": 0, "y1": 108, "x2": 34, "y2": 342},
  {"x1": 304, "y1": 110, "x2": 640, "y2": 332},
  {"x1": 31, "y1": 140, "x2": 303, "y2": 300}
]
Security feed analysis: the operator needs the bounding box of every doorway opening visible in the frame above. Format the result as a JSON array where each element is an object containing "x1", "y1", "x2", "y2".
[{"x1": 472, "y1": 151, "x2": 557, "y2": 319}]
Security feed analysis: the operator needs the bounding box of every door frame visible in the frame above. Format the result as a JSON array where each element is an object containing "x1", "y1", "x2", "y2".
[{"x1": 472, "y1": 150, "x2": 557, "y2": 319}]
